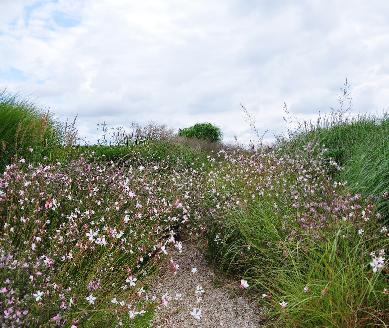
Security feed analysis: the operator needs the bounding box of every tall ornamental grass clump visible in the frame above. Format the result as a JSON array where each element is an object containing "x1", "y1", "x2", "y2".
[
  {"x1": 0, "y1": 93, "x2": 61, "y2": 170},
  {"x1": 205, "y1": 144, "x2": 388, "y2": 327},
  {"x1": 341, "y1": 116, "x2": 389, "y2": 222},
  {"x1": 281, "y1": 113, "x2": 389, "y2": 222},
  {"x1": 0, "y1": 154, "x2": 208, "y2": 327}
]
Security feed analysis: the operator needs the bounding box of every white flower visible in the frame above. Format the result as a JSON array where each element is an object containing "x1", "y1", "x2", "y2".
[
  {"x1": 358, "y1": 229, "x2": 364, "y2": 235},
  {"x1": 95, "y1": 236, "x2": 107, "y2": 246},
  {"x1": 191, "y1": 267, "x2": 198, "y2": 274},
  {"x1": 161, "y1": 246, "x2": 168, "y2": 255},
  {"x1": 175, "y1": 241, "x2": 183, "y2": 253},
  {"x1": 161, "y1": 293, "x2": 169, "y2": 307},
  {"x1": 137, "y1": 287, "x2": 145, "y2": 296},
  {"x1": 240, "y1": 279, "x2": 249, "y2": 289},
  {"x1": 190, "y1": 308, "x2": 202, "y2": 320},
  {"x1": 128, "y1": 310, "x2": 136, "y2": 319},
  {"x1": 126, "y1": 276, "x2": 137, "y2": 287},
  {"x1": 86, "y1": 294, "x2": 96, "y2": 305},
  {"x1": 111, "y1": 297, "x2": 118, "y2": 304},
  {"x1": 370, "y1": 253, "x2": 385, "y2": 273},
  {"x1": 195, "y1": 285, "x2": 204, "y2": 295},
  {"x1": 86, "y1": 229, "x2": 98, "y2": 241},
  {"x1": 279, "y1": 301, "x2": 288, "y2": 308},
  {"x1": 303, "y1": 286, "x2": 310, "y2": 293},
  {"x1": 33, "y1": 290, "x2": 44, "y2": 301}
]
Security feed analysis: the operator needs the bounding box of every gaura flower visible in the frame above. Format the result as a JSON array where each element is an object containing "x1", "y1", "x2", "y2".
[
  {"x1": 240, "y1": 279, "x2": 249, "y2": 289},
  {"x1": 190, "y1": 308, "x2": 202, "y2": 320},
  {"x1": 86, "y1": 294, "x2": 96, "y2": 305}
]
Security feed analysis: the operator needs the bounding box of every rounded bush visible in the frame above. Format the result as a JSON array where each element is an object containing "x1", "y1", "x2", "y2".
[{"x1": 178, "y1": 122, "x2": 222, "y2": 142}]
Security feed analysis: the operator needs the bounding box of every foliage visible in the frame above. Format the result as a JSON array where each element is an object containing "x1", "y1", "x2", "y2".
[
  {"x1": 0, "y1": 92, "x2": 61, "y2": 170},
  {"x1": 0, "y1": 154, "x2": 208, "y2": 326},
  {"x1": 178, "y1": 123, "x2": 222, "y2": 143},
  {"x1": 76, "y1": 139, "x2": 214, "y2": 171},
  {"x1": 96, "y1": 121, "x2": 174, "y2": 146},
  {"x1": 1, "y1": 95, "x2": 388, "y2": 327},
  {"x1": 280, "y1": 113, "x2": 389, "y2": 222},
  {"x1": 205, "y1": 145, "x2": 389, "y2": 327}
]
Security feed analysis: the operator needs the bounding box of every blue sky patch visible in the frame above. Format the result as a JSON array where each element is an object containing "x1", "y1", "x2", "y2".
[
  {"x1": 0, "y1": 67, "x2": 27, "y2": 82},
  {"x1": 24, "y1": 0, "x2": 48, "y2": 26},
  {"x1": 53, "y1": 11, "x2": 80, "y2": 28}
]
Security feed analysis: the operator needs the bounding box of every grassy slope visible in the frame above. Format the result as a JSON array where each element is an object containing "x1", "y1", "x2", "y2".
[
  {"x1": 283, "y1": 115, "x2": 389, "y2": 221},
  {"x1": 205, "y1": 116, "x2": 389, "y2": 327},
  {"x1": 1, "y1": 94, "x2": 388, "y2": 326},
  {"x1": 0, "y1": 93, "x2": 61, "y2": 170}
]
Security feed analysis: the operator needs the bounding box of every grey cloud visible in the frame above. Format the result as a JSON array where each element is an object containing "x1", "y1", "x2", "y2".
[{"x1": 1, "y1": 0, "x2": 389, "y2": 144}]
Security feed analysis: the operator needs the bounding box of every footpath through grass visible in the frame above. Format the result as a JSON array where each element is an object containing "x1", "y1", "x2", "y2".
[{"x1": 0, "y1": 95, "x2": 388, "y2": 327}]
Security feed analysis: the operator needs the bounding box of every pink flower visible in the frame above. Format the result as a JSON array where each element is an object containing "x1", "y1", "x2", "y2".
[
  {"x1": 128, "y1": 191, "x2": 136, "y2": 198},
  {"x1": 240, "y1": 279, "x2": 249, "y2": 289},
  {"x1": 161, "y1": 293, "x2": 169, "y2": 307},
  {"x1": 51, "y1": 313, "x2": 61, "y2": 324},
  {"x1": 169, "y1": 259, "x2": 179, "y2": 274}
]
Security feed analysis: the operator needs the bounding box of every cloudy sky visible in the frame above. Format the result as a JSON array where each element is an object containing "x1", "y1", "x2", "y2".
[{"x1": 1, "y1": 0, "x2": 389, "y2": 143}]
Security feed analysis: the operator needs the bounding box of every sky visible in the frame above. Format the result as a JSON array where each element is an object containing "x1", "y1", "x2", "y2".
[{"x1": 1, "y1": 0, "x2": 389, "y2": 144}]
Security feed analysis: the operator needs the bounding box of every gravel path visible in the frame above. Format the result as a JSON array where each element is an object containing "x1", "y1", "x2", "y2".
[{"x1": 149, "y1": 240, "x2": 263, "y2": 328}]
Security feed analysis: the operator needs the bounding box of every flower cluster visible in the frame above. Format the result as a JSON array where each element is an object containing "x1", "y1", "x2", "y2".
[{"x1": 0, "y1": 156, "x2": 207, "y2": 326}]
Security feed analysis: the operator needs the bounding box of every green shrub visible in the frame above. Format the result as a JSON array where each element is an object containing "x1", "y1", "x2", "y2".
[
  {"x1": 0, "y1": 92, "x2": 61, "y2": 169},
  {"x1": 178, "y1": 122, "x2": 222, "y2": 142}
]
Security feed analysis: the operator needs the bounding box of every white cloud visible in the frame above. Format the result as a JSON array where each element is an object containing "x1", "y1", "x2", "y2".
[{"x1": 1, "y1": 0, "x2": 389, "y2": 144}]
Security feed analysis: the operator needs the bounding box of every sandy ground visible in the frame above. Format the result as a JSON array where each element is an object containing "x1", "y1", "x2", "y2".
[{"x1": 149, "y1": 241, "x2": 263, "y2": 328}]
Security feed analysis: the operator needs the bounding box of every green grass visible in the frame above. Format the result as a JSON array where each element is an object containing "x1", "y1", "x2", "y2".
[
  {"x1": 1, "y1": 93, "x2": 388, "y2": 326},
  {"x1": 0, "y1": 92, "x2": 61, "y2": 170},
  {"x1": 205, "y1": 144, "x2": 389, "y2": 327},
  {"x1": 77, "y1": 139, "x2": 214, "y2": 170},
  {"x1": 207, "y1": 200, "x2": 388, "y2": 327},
  {"x1": 281, "y1": 114, "x2": 389, "y2": 222}
]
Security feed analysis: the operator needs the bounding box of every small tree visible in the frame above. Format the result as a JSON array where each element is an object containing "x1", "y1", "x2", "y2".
[{"x1": 178, "y1": 123, "x2": 222, "y2": 142}]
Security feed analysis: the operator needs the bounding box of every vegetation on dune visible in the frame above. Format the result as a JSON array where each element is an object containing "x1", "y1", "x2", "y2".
[
  {"x1": 77, "y1": 140, "x2": 214, "y2": 170},
  {"x1": 0, "y1": 93, "x2": 388, "y2": 327},
  {"x1": 206, "y1": 144, "x2": 388, "y2": 327},
  {"x1": 0, "y1": 92, "x2": 61, "y2": 170},
  {"x1": 282, "y1": 114, "x2": 389, "y2": 222},
  {"x1": 0, "y1": 153, "x2": 209, "y2": 326}
]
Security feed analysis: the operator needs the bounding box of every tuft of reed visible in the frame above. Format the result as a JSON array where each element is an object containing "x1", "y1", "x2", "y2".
[{"x1": 0, "y1": 92, "x2": 61, "y2": 170}]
